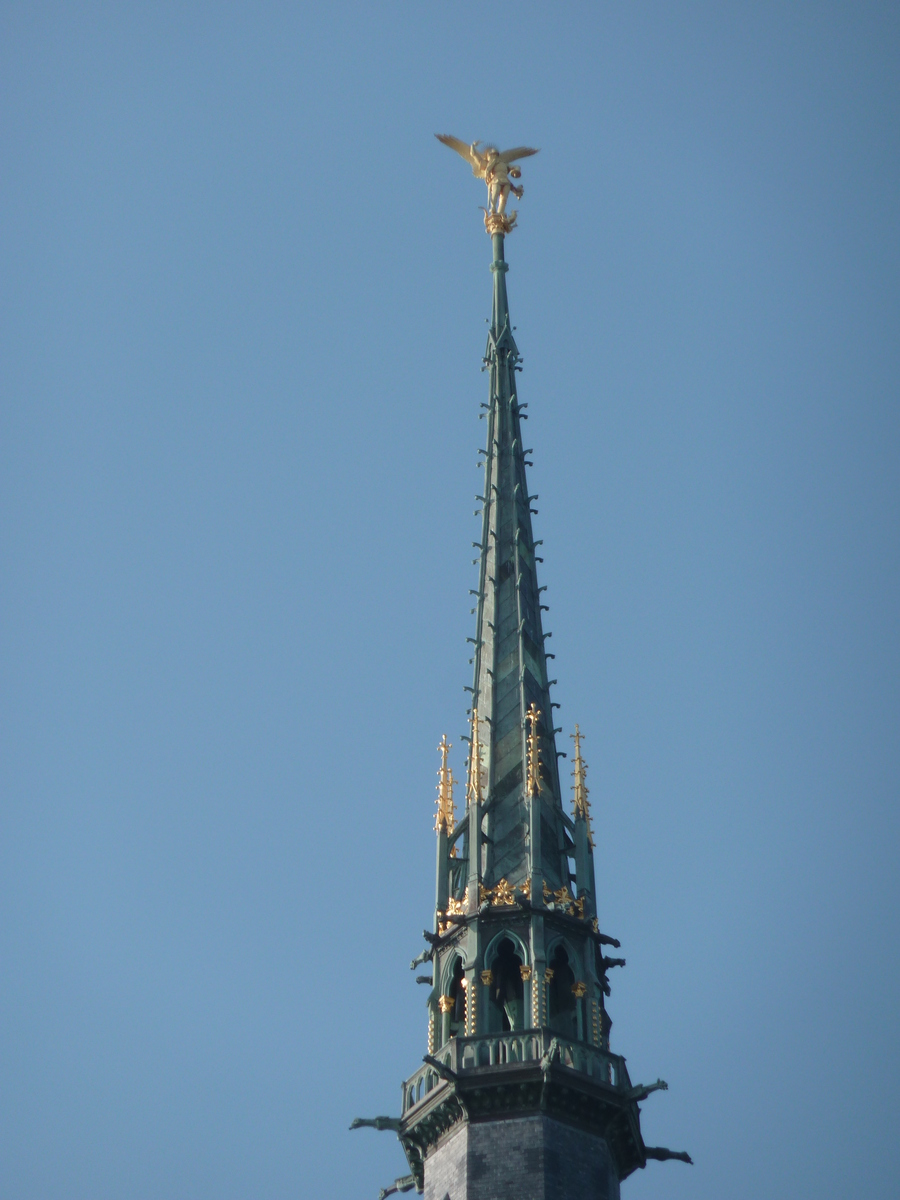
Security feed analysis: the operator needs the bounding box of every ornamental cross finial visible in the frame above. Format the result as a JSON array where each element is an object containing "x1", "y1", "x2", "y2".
[
  {"x1": 525, "y1": 703, "x2": 543, "y2": 799},
  {"x1": 466, "y1": 708, "x2": 485, "y2": 808},
  {"x1": 435, "y1": 134, "x2": 539, "y2": 235},
  {"x1": 434, "y1": 735, "x2": 456, "y2": 835},
  {"x1": 571, "y1": 724, "x2": 594, "y2": 848}
]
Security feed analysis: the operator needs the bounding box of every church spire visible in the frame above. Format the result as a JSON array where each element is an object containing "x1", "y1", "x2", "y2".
[
  {"x1": 351, "y1": 140, "x2": 692, "y2": 1199},
  {"x1": 469, "y1": 228, "x2": 573, "y2": 906}
]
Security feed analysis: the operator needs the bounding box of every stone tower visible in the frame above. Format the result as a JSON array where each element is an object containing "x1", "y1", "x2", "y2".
[{"x1": 355, "y1": 148, "x2": 690, "y2": 1200}]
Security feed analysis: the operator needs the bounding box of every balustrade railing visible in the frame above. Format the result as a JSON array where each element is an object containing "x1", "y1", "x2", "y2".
[{"x1": 401, "y1": 1029, "x2": 629, "y2": 1115}]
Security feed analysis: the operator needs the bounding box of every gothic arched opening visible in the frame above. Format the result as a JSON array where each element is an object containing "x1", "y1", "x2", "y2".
[
  {"x1": 488, "y1": 937, "x2": 524, "y2": 1032},
  {"x1": 448, "y1": 956, "x2": 465, "y2": 1037},
  {"x1": 548, "y1": 944, "x2": 577, "y2": 1038}
]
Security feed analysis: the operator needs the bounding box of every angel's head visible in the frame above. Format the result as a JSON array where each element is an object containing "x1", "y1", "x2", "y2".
[{"x1": 484, "y1": 145, "x2": 499, "y2": 161}]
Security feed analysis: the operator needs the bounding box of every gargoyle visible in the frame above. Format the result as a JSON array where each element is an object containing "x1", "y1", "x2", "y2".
[
  {"x1": 409, "y1": 947, "x2": 433, "y2": 970},
  {"x1": 644, "y1": 1146, "x2": 693, "y2": 1165},
  {"x1": 415, "y1": 975, "x2": 433, "y2": 986},
  {"x1": 423, "y1": 1053, "x2": 457, "y2": 1083},
  {"x1": 378, "y1": 1174, "x2": 417, "y2": 1199},
  {"x1": 540, "y1": 1036, "x2": 561, "y2": 1078},
  {"x1": 601, "y1": 956, "x2": 626, "y2": 970},
  {"x1": 349, "y1": 1116, "x2": 402, "y2": 1132},
  {"x1": 423, "y1": 928, "x2": 442, "y2": 947},
  {"x1": 625, "y1": 1078, "x2": 668, "y2": 1103}
]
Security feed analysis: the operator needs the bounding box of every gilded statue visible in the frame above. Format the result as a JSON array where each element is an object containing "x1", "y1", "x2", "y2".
[{"x1": 436, "y1": 134, "x2": 539, "y2": 231}]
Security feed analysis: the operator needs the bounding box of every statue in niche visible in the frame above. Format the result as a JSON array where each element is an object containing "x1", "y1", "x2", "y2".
[
  {"x1": 547, "y1": 945, "x2": 578, "y2": 1039},
  {"x1": 488, "y1": 937, "x2": 524, "y2": 1031}
]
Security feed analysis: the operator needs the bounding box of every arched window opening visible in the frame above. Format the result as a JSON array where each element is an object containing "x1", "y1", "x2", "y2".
[
  {"x1": 449, "y1": 837, "x2": 467, "y2": 897},
  {"x1": 548, "y1": 944, "x2": 577, "y2": 1038},
  {"x1": 488, "y1": 938, "x2": 524, "y2": 1032},
  {"x1": 448, "y1": 956, "x2": 466, "y2": 1037}
]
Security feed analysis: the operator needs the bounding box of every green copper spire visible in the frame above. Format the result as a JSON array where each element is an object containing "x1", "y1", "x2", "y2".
[
  {"x1": 468, "y1": 231, "x2": 574, "y2": 906},
  {"x1": 349, "y1": 141, "x2": 692, "y2": 1200}
]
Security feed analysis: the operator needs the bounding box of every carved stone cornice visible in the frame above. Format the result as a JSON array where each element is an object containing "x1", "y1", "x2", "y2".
[{"x1": 399, "y1": 1048, "x2": 648, "y2": 1188}]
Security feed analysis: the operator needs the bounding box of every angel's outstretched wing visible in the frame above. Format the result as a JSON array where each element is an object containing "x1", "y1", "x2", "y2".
[
  {"x1": 435, "y1": 134, "x2": 485, "y2": 175},
  {"x1": 498, "y1": 146, "x2": 540, "y2": 164}
]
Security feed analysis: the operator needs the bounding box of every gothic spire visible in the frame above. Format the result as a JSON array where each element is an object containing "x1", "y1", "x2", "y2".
[
  {"x1": 366, "y1": 144, "x2": 692, "y2": 1200},
  {"x1": 468, "y1": 230, "x2": 573, "y2": 901}
]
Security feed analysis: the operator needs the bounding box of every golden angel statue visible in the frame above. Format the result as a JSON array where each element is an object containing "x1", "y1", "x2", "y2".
[{"x1": 436, "y1": 134, "x2": 539, "y2": 230}]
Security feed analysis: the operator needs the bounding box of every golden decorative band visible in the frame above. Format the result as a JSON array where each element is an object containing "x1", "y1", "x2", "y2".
[
  {"x1": 484, "y1": 211, "x2": 517, "y2": 236},
  {"x1": 479, "y1": 877, "x2": 531, "y2": 907}
]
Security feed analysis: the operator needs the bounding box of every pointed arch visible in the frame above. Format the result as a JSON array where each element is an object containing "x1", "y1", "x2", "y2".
[
  {"x1": 544, "y1": 933, "x2": 581, "y2": 977},
  {"x1": 440, "y1": 950, "x2": 465, "y2": 995},
  {"x1": 483, "y1": 933, "x2": 528, "y2": 1032},
  {"x1": 484, "y1": 929, "x2": 529, "y2": 968},
  {"x1": 546, "y1": 941, "x2": 580, "y2": 1039}
]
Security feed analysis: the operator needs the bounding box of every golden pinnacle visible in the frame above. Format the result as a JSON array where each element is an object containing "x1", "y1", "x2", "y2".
[
  {"x1": 434, "y1": 734, "x2": 456, "y2": 835},
  {"x1": 466, "y1": 707, "x2": 486, "y2": 807},
  {"x1": 571, "y1": 724, "x2": 594, "y2": 849},
  {"x1": 526, "y1": 703, "x2": 543, "y2": 798}
]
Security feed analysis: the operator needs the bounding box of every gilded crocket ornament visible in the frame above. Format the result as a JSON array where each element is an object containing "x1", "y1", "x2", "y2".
[{"x1": 436, "y1": 134, "x2": 539, "y2": 233}]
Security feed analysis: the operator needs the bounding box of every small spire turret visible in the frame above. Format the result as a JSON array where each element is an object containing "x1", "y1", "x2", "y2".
[
  {"x1": 571, "y1": 724, "x2": 594, "y2": 848},
  {"x1": 465, "y1": 708, "x2": 485, "y2": 808},
  {"x1": 434, "y1": 735, "x2": 455, "y2": 836}
]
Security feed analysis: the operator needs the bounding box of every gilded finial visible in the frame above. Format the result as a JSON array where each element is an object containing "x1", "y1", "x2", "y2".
[
  {"x1": 466, "y1": 707, "x2": 485, "y2": 808},
  {"x1": 571, "y1": 724, "x2": 594, "y2": 848},
  {"x1": 434, "y1": 735, "x2": 456, "y2": 835},
  {"x1": 525, "y1": 703, "x2": 543, "y2": 798},
  {"x1": 435, "y1": 135, "x2": 539, "y2": 233}
]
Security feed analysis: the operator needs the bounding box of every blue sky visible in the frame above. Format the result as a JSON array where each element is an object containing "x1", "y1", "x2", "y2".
[{"x1": 2, "y1": 4, "x2": 899, "y2": 1198}]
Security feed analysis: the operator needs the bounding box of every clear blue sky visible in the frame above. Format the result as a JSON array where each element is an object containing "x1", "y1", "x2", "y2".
[{"x1": 2, "y1": 4, "x2": 898, "y2": 1198}]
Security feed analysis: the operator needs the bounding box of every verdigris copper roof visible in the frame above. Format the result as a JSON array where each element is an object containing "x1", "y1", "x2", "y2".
[{"x1": 468, "y1": 234, "x2": 573, "y2": 896}]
